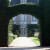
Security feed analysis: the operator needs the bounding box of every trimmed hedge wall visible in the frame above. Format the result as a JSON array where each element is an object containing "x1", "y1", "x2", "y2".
[
  {"x1": 0, "y1": 0, "x2": 50, "y2": 47},
  {"x1": 7, "y1": 4, "x2": 39, "y2": 19}
]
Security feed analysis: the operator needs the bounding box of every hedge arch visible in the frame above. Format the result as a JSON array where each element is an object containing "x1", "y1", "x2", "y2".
[
  {"x1": 7, "y1": 4, "x2": 39, "y2": 19},
  {"x1": 0, "y1": 0, "x2": 50, "y2": 47}
]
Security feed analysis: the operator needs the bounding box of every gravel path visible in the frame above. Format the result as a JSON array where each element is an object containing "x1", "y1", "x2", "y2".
[
  {"x1": 9, "y1": 37, "x2": 37, "y2": 47},
  {"x1": 0, "y1": 37, "x2": 50, "y2": 50}
]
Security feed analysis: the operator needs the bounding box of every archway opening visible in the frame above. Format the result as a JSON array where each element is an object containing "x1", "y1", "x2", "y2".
[
  {"x1": 8, "y1": 0, "x2": 40, "y2": 47},
  {"x1": 8, "y1": 14, "x2": 40, "y2": 46}
]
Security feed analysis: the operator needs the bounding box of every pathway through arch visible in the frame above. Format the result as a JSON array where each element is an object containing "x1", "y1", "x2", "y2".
[
  {"x1": 0, "y1": 37, "x2": 50, "y2": 50},
  {"x1": 9, "y1": 37, "x2": 37, "y2": 47}
]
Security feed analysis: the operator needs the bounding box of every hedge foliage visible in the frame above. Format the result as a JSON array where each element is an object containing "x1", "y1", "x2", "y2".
[
  {"x1": 27, "y1": 24, "x2": 38, "y2": 37},
  {"x1": 7, "y1": 4, "x2": 39, "y2": 20},
  {"x1": 0, "y1": 0, "x2": 50, "y2": 46},
  {"x1": 12, "y1": 24, "x2": 20, "y2": 34},
  {"x1": 27, "y1": 24, "x2": 38, "y2": 30}
]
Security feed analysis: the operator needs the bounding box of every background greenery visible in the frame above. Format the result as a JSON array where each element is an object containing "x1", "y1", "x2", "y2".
[
  {"x1": 27, "y1": 24, "x2": 38, "y2": 37},
  {"x1": 8, "y1": 19, "x2": 17, "y2": 45},
  {"x1": 8, "y1": 35, "x2": 17, "y2": 45}
]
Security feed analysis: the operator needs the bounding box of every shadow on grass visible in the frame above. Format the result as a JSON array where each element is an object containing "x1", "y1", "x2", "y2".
[
  {"x1": 46, "y1": 49, "x2": 50, "y2": 50},
  {"x1": 0, "y1": 46, "x2": 50, "y2": 50}
]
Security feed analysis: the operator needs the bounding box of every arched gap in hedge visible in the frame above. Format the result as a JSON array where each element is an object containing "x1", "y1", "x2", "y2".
[{"x1": 8, "y1": 13, "x2": 40, "y2": 45}]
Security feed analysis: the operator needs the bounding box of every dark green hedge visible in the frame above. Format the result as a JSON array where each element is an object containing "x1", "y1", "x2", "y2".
[
  {"x1": 7, "y1": 4, "x2": 39, "y2": 20},
  {"x1": 0, "y1": 0, "x2": 50, "y2": 46}
]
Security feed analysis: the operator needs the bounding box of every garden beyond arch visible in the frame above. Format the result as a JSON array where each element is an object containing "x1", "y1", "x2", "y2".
[{"x1": 0, "y1": 0, "x2": 50, "y2": 47}]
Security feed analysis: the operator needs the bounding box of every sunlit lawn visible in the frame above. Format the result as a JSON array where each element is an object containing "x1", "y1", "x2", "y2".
[
  {"x1": 8, "y1": 35, "x2": 17, "y2": 45},
  {"x1": 30, "y1": 37, "x2": 40, "y2": 46},
  {"x1": 8, "y1": 36, "x2": 13, "y2": 45}
]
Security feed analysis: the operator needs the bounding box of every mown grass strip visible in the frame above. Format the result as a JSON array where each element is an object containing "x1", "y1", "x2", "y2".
[
  {"x1": 30, "y1": 37, "x2": 40, "y2": 46},
  {"x1": 8, "y1": 36, "x2": 13, "y2": 45},
  {"x1": 8, "y1": 35, "x2": 17, "y2": 45}
]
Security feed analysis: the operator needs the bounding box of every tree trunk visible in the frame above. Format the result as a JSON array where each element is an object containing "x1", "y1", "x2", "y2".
[{"x1": 0, "y1": 16, "x2": 9, "y2": 47}]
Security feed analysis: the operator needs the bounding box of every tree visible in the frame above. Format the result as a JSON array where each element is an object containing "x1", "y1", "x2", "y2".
[
  {"x1": 27, "y1": 24, "x2": 38, "y2": 37},
  {"x1": 0, "y1": 0, "x2": 50, "y2": 47},
  {"x1": 12, "y1": 24, "x2": 20, "y2": 35}
]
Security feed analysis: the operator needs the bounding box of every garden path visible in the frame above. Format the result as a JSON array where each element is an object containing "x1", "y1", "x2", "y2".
[
  {"x1": 9, "y1": 37, "x2": 37, "y2": 47},
  {"x1": 0, "y1": 37, "x2": 50, "y2": 50}
]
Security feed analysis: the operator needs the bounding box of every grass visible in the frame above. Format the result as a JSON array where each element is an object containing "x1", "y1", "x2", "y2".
[
  {"x1": 30, "y1": 37, "x2": 40, "y2": 46},
  {"x1": 8, "y1": 36, "x2": 13, "y2": 45},
  {"x1": 8, "y1": 35, "x2": 17, "y2": 45}
]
